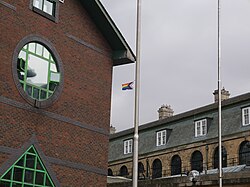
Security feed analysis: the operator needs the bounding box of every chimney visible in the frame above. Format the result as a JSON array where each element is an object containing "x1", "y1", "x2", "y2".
[
  {"x1": 158, "y1": 104, "x2": 174, "y2": 120},
  {"x1": 110, "y1": 125, "x2": 116, "y2": 134},
  {"x1": 213, "y1": 87, "x2": 230, "y2": 103}
]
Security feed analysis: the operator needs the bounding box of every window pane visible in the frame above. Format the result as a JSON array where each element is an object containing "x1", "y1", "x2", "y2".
[
  {"x1": 33, "y1": 0, "x2": 43, "y2": 9},
  {"x1": 197, "y1": 124, "x2": 200, "y2": 136},
  {"x1": 29, "y1": 43, "x2": 36, "y2": 53},
  {"x1": 35, "y1": 172, "x2": 44, "y2": 185},
  {"x1": 50, "y1": 72, "x2": 60, "y2": 82},
  {"x1": 26, "y1": 154, "x2": 35, "y2": 168},
  {"x1": 244, "y1": 109, "x2": 249, "y2": 125},
  {"x1": 0, "y1": 181, "x2": 11, "y2": 186},
  {"x1": 36, "y1": 44, "x2": 43, "y2": 56},
  {"x1": 50, "y1": 63, "x2": 57, "y2": 72},
  {"x1": 16, "y1": 157, "x2": 24, "y2": 167},
  {"x1": 18, "y1": 50, "x2": 27, "y2": 61},
  {"x1": 2, "y1": 170, "x2": 12, "y2": 180},
  {"x1": 24, "y1": 170, "x2": 34, "y2": 183},
  {"x1": 43, "y1": 48, "x2": 50, "y2": 59},
  {"x1": 162, "y1": 131, "x2": 166, "y2": 144},
  {"x1": 26, "y1": 84, "x2": 32, "y2": 97},
  {"x1": 27, "y1": 54, "x2": 49, "y2": 86},
  {"x1": 13, "y1": 167, "x2": 23, "y2": 181},
  {"x1": 43, "y1": 0, "x2": 53, "y2": 15}
]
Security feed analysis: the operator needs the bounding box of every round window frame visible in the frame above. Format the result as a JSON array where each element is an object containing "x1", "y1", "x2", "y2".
[{"x1": 12, "y1": 35, "x2": 64, "y2": 108}]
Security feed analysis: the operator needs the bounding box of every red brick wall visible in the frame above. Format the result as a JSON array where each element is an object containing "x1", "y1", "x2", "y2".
[{"x1": 0, "y1": 0, "x2": 113, "y2": 185}]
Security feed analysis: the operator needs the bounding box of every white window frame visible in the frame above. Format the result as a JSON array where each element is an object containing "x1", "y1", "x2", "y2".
[
  {"x1": 195, "y1": 119, "x2": 207, "y2": 137},
  {"x1": 33, "y1": 0, "x2": 56, "y2": 16},
  {"x1": 242, "y1": 107, "x2": 250, "y2": 126},
  {"x1": 124, "y1": 139, "x2": 133, "y2": 154},
  {"x1": 156, "y1": 130, "x2": 167, "y2": 146}
]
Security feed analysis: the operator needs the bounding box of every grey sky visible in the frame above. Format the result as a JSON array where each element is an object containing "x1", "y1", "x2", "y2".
[{"x1": 100, "y1": 0, "x2": 250, "y2": 132}]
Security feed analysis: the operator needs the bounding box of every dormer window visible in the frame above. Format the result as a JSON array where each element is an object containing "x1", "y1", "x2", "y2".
[
  {"x1": 124, "y1": 139, "x2": 133, "y2": 154},
  {"x1": 195, "y1": 119, "x2": 207, "y2": 137},
  {"x1": 156, "y1": 130, "x2": 166, "y2": 146},
  {"x1": 242, "y1": 107, "x2": 250, "y2": 126}
]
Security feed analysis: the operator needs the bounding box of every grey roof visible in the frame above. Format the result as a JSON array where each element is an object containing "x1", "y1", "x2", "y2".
[
  {"x1": 109, "y1": 92, "x2": 250, "y2": 161},
  {"x1": 110, "y1": 92, "x2": 250, "y2": 140}
]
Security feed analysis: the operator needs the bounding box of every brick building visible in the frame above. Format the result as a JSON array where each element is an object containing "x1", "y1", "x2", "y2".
[
  {"x1": 108, "y1": 91, "x2": 250, "y2": 186},
  {"x1": 0, "y1": 0, "x2": 134, "y2": 186}
]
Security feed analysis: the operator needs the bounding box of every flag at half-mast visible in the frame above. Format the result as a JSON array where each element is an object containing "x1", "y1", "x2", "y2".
[{"x1": 122, "y1": 81, "x2": 134, "y2": 90}]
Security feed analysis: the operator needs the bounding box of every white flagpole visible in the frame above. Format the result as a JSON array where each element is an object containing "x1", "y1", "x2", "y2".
[
  {"x1": 132, "y1": 0, "x2": 141, "y2": 186},
  {"x1": 218, "y1": 0, "x2": 223, "y2": 186}
]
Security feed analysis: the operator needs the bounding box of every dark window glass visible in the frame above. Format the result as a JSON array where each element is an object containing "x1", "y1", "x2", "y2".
[
  {"x1": 2, "y1": 170, "x2": 11, "y2": 180},
  {"x1": 13, "y1": 167, "x2": 23, "y2": 181},
  {"x1": 108, "y1": 169, "x2": 113, "y2": 176},
  {"x1": 138, "y1": 162, "x2": 145, "y2": 179},
  {"x1": 171, "y1": 155, "x2": 182, "y2": 175},
  {"x1": 35, "y1": 172, "x2": 44, "y2": 185},
  {"x1": 26, "y1": 154, "x2": 35, "y2": 168},
  {"x1": 24, "y1": 170, "x2": 34, "y2": 183},
  {"x1": 239, "y1": 141, "x2": 250, "y2": 166},
  {"x1": 119, "y1": 166, "x2": 128, "y2": 177},
  {"x1": 213, "y1": 146, "x2": 227, "y2": 169},
  {"x1": 152, "y1": 159, "x2": 162, "y2": 179},
  {"x1": 191, "y1": 151, "x2": 203, "y2": 172}
]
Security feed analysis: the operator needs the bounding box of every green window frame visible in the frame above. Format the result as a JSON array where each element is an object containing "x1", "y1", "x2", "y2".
[
  {"x1": 17, "y1": 42, "x2": 60, "y2": 101},
  {"x1": 0, "y1": 146, "x2": 55, "y2": 187}
]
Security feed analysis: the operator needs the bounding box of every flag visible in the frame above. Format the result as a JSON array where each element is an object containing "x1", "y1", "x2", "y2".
[{"x1": 122, "y1": 81, "x2": 134, "y2": 90}]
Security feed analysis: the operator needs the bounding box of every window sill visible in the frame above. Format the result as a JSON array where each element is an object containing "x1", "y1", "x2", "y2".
[
  {"x1": 33, "y1": 6, "x2": 56, "y2": 22},
  {"x1": 195, "y1": 135, "x2": 207, "y2": 138}
]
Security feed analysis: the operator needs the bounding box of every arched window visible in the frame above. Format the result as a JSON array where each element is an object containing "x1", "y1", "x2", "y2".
[
  {"x1": 138, "y1": 162, "x2": 144, "y2": 174},
  {"x1": 138, "y1": 162, "x2": 145, "y2": 179},
  {"x1": 119, "y1": 165, "x2": 128, "y2": 177},
  {"x1": 108, "y1": 168, "x2": 113, "y2": 176},
  {"x1": 213, "y1": 146, "x2": 227, "y2": 169},
  {"x1": 191, "y1": 151, "x2": 203, "y2": 172},
  {"x1": 152, "y1": 159, "x2": 162, "y2": 179},
  {"x1": 239, "y1": 141, "x2": 250, "y2": 166},
  {"x1": 171, "y1": 155, "x2": 182, "y2": 175}
]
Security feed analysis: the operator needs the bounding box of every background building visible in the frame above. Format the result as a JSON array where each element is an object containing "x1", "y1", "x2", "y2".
[
  {"x1": 108, "y1": 91, "x2": 250, "y2": 186},
  {"x1": 0, "y1": 0, "x2": 134, "y2": 186}
]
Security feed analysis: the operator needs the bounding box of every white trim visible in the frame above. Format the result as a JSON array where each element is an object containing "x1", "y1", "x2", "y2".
[
  {"x1": 59, "y1": 0, "x2": 64, "y2": 3},
  {"x1": 156, "y1": 130, "x2": 167, "y2": 146},
  {"x1": 195, "y1": 119, "x2": 207, "y2": 137},
  {"x1": 242, "y1": 107, "x2": 250, "y2": 126},
  {"x1": 124, "y1": 139, "x2": 133, "y2": 154}
]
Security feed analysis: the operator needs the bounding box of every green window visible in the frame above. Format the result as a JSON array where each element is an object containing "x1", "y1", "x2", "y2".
[
  {"x1": 17, "y1": 42, "x2": 60, "y2": 101},
  {"x1": 33, "y1": 0, "x2": 56, "y2": 16},
  {"x1": 0, "y1": 146, "x2": 55, "y2": 187}
]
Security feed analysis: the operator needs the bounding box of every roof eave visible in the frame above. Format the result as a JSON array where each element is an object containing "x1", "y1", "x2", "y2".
[{"x1": 80, "y1": 0, "x2": 136, "y2": 66}]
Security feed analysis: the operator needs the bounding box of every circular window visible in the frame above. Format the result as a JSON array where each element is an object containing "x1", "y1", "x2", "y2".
[{"x1": 13, "y1": 35, "x2": 63, "y2": 108}]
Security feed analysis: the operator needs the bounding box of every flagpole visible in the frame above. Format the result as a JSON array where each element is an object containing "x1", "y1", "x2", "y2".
[
  {"x1": 132, "y1": 0, "x2": 141, "y2": 186},
  {"x1": 217, "y1": 0, "x2": 223, "y2": 186}
]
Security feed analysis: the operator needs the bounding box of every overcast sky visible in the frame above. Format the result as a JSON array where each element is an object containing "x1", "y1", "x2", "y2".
[{"x1": 100, "y1": 0, "x2": 250, "y2": 132}]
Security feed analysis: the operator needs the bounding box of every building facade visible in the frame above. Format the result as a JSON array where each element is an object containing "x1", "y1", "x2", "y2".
[
  {"x1": 108, "y1": 92, "x2": 250, "y2": 184},
  {"x1": 0, "y1": 0, "x2": 134, "y2": 186}
]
